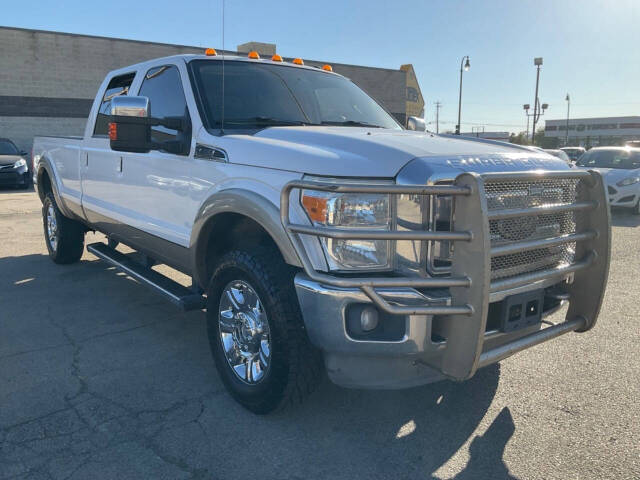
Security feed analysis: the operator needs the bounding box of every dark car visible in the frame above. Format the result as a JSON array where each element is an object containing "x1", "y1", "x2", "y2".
[{"x1": 0, "y1": 138, "x2": 30, "y2": 189}]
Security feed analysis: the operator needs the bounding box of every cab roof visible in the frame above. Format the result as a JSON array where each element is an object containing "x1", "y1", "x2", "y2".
[{"x1": 107, "y1": 53, "x2": 342, "y2": 78}]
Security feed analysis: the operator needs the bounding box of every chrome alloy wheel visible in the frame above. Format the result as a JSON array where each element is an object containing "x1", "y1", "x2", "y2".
[
  {"x1": 218, "y1": 280, "x2": 271, "y2": 384},
  {"x1": 46, "y1": 204, "x2": 58, "y2": 251}
]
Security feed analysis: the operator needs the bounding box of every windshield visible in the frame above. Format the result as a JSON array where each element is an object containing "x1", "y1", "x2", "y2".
[
  {"x1": 190, "y1": 60, "x2": 401, "y2": 130},
  {"x1": 576, "y1": 149, "x2": 640, "y2": 169},
  {"x1": 0, "y1": 140, "x2": 19, "y2": 155}
]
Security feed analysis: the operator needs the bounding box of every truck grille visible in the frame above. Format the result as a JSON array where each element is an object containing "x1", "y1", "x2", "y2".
[{"x1": 484, "y1": 178, "x2": 580, "y2": 281}]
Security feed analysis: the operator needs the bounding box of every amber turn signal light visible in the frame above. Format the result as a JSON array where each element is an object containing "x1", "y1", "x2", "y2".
[
  {"x1": 322, "y1": 64, "x2": 332, "y2": 72},
  {"x1": 108, "y1": 122, "x2": 117, "y2": 141},
  {"x1": 292, "y1": 58, "x2": 304, "y2": 65},
  {"x1": 271, "y1": 54, "x2": 283, "y2": 62},
  {"x1": 301, "y1": 194, "x2": 327, "y2": 223},
  {"x1": 205, "y1": 48, "x2": 217, "y2": 56},
  {"x1": 248, "y1": 51, "x2": 260, "y2": 59}
]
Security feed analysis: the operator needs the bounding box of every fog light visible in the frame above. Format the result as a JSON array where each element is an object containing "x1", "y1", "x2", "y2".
[{"x1": 360, "y1": 306, "x2": 379, "y2": 332}]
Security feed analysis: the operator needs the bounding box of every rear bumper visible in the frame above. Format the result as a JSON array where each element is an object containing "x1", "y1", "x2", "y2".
[{"x1": 283, "y1": 170, "x2": 611, "y2": 388}]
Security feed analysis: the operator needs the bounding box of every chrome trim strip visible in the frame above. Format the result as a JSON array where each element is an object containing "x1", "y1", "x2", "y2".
[
  {"x1": 481, "y1": 170, "x2": 595, "y2": 183},
  {"x1": 487, "y1": 200, "x2": 597, "y2": 221},
  {"x1": 490, "y1": 230, "x2": 597, "y2": 256}
]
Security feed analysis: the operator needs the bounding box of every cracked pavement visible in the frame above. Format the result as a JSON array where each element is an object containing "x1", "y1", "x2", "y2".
[{"x1": 1, "y1": 189, "x2": 639, "y2": 479}]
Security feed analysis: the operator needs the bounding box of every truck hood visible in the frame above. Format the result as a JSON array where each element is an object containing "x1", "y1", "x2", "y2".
[{"x1": 220, "y1": 127, "x2": 549, "y2": 177}]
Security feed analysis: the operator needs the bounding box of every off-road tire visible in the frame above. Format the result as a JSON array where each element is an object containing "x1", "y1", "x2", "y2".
[
  {"x1": 206, "y1": 248, "x2": 322, "y2": 414},
  {"x1": 42, "y1": 192, "x2": 85, "y2": 264}
]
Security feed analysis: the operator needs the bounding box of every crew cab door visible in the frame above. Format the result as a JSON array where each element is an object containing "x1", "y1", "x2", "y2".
[
  {"x1": 114, "y1": 64, "x2": 194, "y2": 246},
  {"x1": 81, "y1": 72, "x2": 137, "y2": 227}
]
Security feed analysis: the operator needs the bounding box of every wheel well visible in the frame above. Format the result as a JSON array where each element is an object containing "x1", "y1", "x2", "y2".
[
  {"x1": 198, "y1": 213, "x2": 284, "y2": 286},
  {"x1": 37, "y1": 168, "x2": 52, "y2": 202}
]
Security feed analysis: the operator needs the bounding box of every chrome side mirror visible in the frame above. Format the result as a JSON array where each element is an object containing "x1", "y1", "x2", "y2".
[
  {"x1": 110, "y1": 95, "x2": 150, "y2": 118},
  {"x1": 109, "y1": 96, "x2": 152, "y2": 153},
  {"x1": 407, "y1": 116, "x2": 427, "y2": 132}
]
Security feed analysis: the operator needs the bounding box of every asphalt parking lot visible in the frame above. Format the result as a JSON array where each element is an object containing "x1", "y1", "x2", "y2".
[{"x1": 1, "y1": 188, "x2": 639, "y2": 480}]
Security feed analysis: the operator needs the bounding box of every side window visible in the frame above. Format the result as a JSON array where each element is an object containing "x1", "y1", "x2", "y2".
[
  {"x1": 93, "y1": 73, "x2": 135, "y2": 136},
  {"x1": 138, "y1": 65, "x2": 190, "y2": 152}
]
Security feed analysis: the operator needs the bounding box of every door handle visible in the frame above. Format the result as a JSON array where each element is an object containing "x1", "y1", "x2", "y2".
[
  {"x1": 85, "y1": 153, "x2": 89, "y2": 167},
  {"x1": 117, "y1": 156, "x2": 123, "y2": 173}
]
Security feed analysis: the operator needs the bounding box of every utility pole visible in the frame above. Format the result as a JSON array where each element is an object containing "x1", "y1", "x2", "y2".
[
  {"x1": 565, "y1": 93, "x2": 570, "y2": 146},
  {"x1": 435, "y1": 101, "x2": 442, "y2": 134},
  {"x1": 531, "y1": 57, "x2": 543, "y2": 143},
  {"x1": 456, "y1": 56, "x2": 470, "y2": 135}
]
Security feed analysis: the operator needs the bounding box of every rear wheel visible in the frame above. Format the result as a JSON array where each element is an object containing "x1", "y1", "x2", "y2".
[
  {"x1": 206, "y1": 248, "x2": 322, "y2": 414},
  {"x1": 42, "y1": 192, "x2": 85, "y2": 264}
]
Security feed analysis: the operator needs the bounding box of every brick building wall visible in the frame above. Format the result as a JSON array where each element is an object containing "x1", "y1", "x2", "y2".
[{"x1": 0, "y1": 26, "x2": 412, "y2": 150}]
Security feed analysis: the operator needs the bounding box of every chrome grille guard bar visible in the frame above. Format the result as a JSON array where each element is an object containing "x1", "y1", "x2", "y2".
[{"x1": 280, "y1": 170, "x2": 611, "y2": 381}]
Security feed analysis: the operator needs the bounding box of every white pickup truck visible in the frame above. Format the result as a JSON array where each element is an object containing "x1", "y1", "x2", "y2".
[{"x1": 33, "y1": 51, "x2": 610, "y2": 414}]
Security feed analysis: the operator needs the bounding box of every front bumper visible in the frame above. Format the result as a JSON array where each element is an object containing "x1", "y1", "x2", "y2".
[
  {"x1": 282, "y1": 170, "x2": 611, "y2": 388},
  {"x1": 295, "y1": 275, "x2": 576, "y2": 388},
  {"x1": 0, "y1": 165, "x2": 30, "y2": 187},
  {"x1": 607, "y1": 183, "x2": 639, "y2": 207}
]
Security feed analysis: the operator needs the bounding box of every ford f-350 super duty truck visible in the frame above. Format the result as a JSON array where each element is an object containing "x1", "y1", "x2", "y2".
[{"x1": 33, "y1": 51, "x2": 610, "y2": 414}]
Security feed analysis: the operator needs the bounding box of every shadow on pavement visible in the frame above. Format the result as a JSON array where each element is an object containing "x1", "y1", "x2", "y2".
[
  {"x1": 611, "y1": 208, "x2": 640, "y2": 227},
  {"x1": 0, "y1": 184, "x2": 35, "y2": 194},
  {"x1": 0, "y1": 252, "x2": 517, "y2": 479}
]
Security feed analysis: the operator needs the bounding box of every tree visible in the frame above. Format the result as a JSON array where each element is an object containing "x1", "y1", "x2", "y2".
[
  {"x1": 509, "y1": 132, "x2": 530, "y2": 145},
  {"x1": 534, "y1": 127, "x2": 560, "y2": 148}
]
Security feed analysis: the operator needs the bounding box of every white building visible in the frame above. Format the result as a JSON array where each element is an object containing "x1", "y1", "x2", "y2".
[
  {"x1": 460, "y1": 131, "x2": 510, "y2": 142},
  {"x1": 544, "y1": 116, "x2": 640, "y2": 147}
]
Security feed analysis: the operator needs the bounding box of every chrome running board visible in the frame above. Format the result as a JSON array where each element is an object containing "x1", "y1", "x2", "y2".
[{"x1": 87, "y1": 242, "x2": 205, "y2": 311}]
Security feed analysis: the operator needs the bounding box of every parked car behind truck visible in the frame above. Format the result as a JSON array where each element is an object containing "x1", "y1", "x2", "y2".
[
  {"x1": 33, "y1": 51, "x2": 611, "y2": 413},
  {"x1": 0, "y1": 138, "x2": 30, "y2": 189},
  {"x1": 576, "y1": 146, "x2": 640, "y2": 214}
]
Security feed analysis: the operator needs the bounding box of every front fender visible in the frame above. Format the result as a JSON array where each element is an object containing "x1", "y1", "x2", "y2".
[{"x1": 190, "y1": 189, "x2": 302, "y2": 288}]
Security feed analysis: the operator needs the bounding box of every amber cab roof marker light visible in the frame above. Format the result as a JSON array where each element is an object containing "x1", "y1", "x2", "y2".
[
  {"x1": 271, "y1": 54, "x2": 283, "y2": 62},
  {"x1": 248, "y1": 51, "x2": 260, "y2": 59},
  {"x1": 322, "y1": 64, "x2": 333, "y2": 72},
  {"x1": 292, "y1": 58, "x2": 304, "y2": 65},
  {"x1": 205, "y1": 48, "x2": 217, "y2": 56}
]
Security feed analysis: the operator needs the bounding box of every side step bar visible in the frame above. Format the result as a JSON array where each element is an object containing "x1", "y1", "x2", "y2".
[{"x1": 87, "y1": 242, "x2": 205, "y2": 311}]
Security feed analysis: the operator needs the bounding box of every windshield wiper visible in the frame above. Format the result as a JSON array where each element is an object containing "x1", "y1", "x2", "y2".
[
  {"x1": 318, "y1": 120, "x2": 384, "y2": 128},
  {"x1": 222, "y1": 116, "x2": 307, "y2": 127}
]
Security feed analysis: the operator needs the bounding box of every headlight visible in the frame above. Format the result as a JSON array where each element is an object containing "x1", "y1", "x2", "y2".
[
  {"x1": 13, "y1": 158, "x2": 27, "y2": 169},
  {"x1": 616, "y1": 176, "x2": 640, "y2": 187},
  {"x1": 301, "y1": 186, "x2": 391, "y2": 271}
]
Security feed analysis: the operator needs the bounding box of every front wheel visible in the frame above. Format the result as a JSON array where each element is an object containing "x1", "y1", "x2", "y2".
[
  {"x1": 206, "y1": 248, "x2": 322, "y2": 414},
  {"x1": 42, "y1": 192, "x2": 85, "y2": 264}
]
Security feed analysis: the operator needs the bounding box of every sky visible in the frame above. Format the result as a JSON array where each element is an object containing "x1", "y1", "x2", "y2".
[{"x1": 2, "y1": 0, "x2": 639, "y2": 134}]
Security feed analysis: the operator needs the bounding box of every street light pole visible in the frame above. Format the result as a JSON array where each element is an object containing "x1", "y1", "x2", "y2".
[
  {"x1": 456, "y1": 56, "x2": 470, "y2": 135},
  {"x1": 531, "y1": 57, "x2": 543, "y2": 143},
  {"x1": 565, "y1": 93, "x2": 570, "y2": 146}
]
